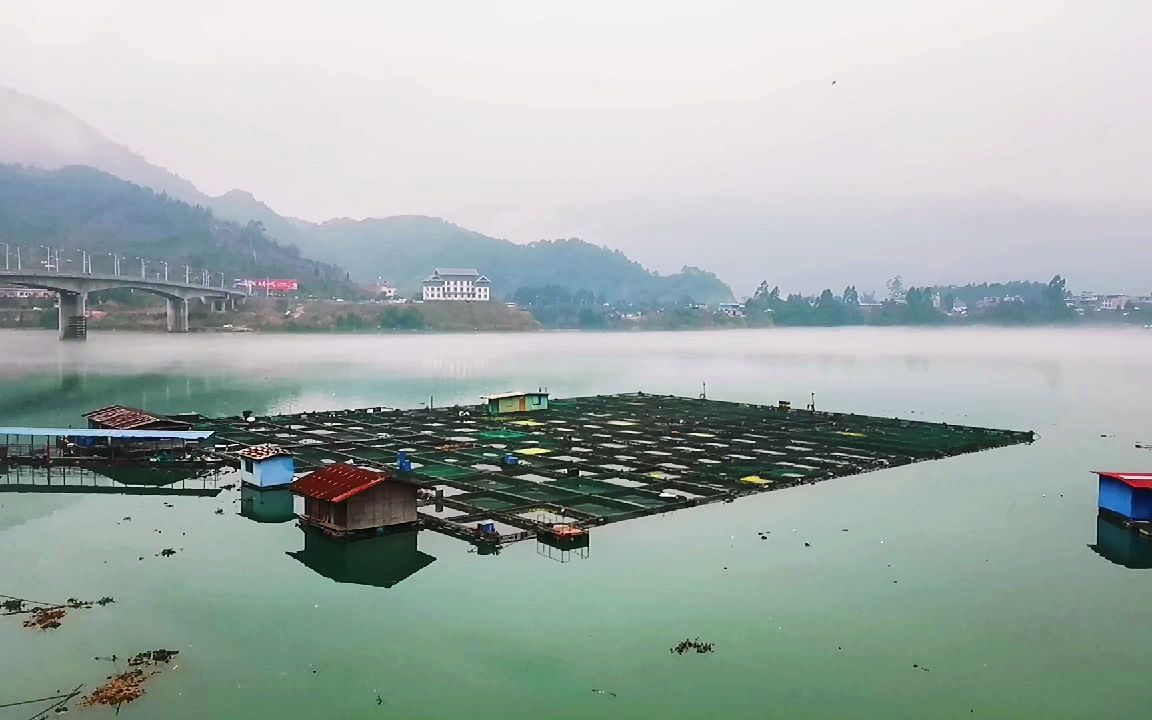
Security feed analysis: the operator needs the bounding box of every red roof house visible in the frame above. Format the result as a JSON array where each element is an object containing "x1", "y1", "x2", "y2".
[
  {"x1": 290, "y1": 465, "x2": 417, "y2": 536},
  {"x1": 1096, "y1": 471, "x2": 1152, "y2": 522},
  {"x1": 85, "y1": 405, "x2": 191, "y2": 431}
]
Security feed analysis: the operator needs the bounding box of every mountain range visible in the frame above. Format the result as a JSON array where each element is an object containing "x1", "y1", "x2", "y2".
[{"x1": 0, "y1": 87, "x2": 733, "y2": 303}]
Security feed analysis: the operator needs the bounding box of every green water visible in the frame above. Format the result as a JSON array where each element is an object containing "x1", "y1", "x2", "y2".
[{"x1": 2, "y1": 327, "x2": 1151, "y2": 719}]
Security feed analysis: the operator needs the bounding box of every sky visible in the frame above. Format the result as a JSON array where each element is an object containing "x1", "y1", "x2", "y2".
[{"x1": 1, "y1": 0, "x2": 1150, "y2": 294}]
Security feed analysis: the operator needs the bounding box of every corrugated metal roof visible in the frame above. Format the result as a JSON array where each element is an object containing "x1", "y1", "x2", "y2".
[
  {"x1": 84, "y1": 405, "x2": 188, "y2": 430},
  {"x1": 290, "y1": 465, "x2": 390, "y2": 503},
  {"x1": 0, "y1": 427, "x2": 213, "y2": 440},
  {"x1": 238, "y1": 444, "x2": 292, "y2": 461},
  {"x1": 483, "y1": 391, "x2": 549, "y2": 400},
  {"x1": 1096, "y1": 471, "x2": 1152, "y2": 489}
]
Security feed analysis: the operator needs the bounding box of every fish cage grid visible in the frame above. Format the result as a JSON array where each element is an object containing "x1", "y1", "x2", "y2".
[{"x1": 197, "y1": 393, "x2": 1034, "y2": 542}]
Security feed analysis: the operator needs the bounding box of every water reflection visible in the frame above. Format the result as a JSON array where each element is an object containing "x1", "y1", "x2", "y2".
[
  {"x1": 240, "y1": 486, "x2": 296, "y2": 523},
  {"x1": 0, "y1": 463, "x2": 222, "y2": 496},
  {"x1": 287, "y1": 527, "x2": 437, "y2": 587},
  {"x1": 1088, "y1": 516, "x2": 1152, "y2": 569}
]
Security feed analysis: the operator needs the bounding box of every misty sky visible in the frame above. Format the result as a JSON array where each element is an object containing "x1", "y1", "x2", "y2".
[{"x1": 1, "y1": 1, "x2": 1149, "y2": 294}]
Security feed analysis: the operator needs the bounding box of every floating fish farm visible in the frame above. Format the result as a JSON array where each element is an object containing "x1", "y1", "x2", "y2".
[{"x1": 197, "y1": 393, "x2": 1034, "y2": 545}]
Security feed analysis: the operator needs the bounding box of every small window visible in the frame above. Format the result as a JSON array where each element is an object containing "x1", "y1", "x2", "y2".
[
  {"x1": 531, "y1": 395, "x2": 542, "y2": 406},
  {"x1": 243, "y1": 459, "x2": 254, "y2": 473}
]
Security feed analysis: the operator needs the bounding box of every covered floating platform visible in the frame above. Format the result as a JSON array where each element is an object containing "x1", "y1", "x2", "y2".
[
  {"x1": 197, "y1": 393, "x2": 1035, "y2": 546},
  {"x1": 1093, "y1": 471, "x2": 1152, "y2": 551},
  {"x1": 0, "y1": 426, "x2": 223, "y2": 495}
]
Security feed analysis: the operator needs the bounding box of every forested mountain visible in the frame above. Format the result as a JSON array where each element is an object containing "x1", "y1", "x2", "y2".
[
  {"x1": 0, "y1": 164, "x2": 348, "y2": 292},
  {"x1": 304, "y1": 216, "x2": 731, "y2": 302},
  {"x1": 0, "y1": 87, "x2": 734, "y2": 304}
]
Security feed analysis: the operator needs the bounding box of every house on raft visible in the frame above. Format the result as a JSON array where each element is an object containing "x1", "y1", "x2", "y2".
[
  {"x1": 290, "y1": 465, "x2": 418, "y2": 538},
  {"x1": 1095, "y1": 471, "x2": 1152, "y2": 522},
  {"x1": 85, "y1": 406, "x2": 192, "y2": 432},
  {"x1": 483, "y1": 391, "x2": 550, "y2": 416},
  {"x1": 238, "y1": 444, "x2": 295, "y2": 489},
  {"x1": 81, "y1": 406, "x2": 197, "y2": 456}
]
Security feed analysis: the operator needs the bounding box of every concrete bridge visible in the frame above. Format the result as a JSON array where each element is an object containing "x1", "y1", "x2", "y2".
[{"x1": 0, "y1": 269, "x2": 247, "y2": 340}]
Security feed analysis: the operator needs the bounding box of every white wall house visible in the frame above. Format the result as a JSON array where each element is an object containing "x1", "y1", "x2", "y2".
[{"x1": 422, "y1": 268, "x2": 491, "y2": 301}]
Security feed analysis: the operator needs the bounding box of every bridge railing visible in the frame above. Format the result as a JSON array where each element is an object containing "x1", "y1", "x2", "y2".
[{"x1": 0, "y1": 244, "x2": 240, "y2": 292}]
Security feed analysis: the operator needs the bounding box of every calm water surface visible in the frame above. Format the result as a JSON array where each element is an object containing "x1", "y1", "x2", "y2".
[{"x1": 1, "y1": 327, "x2": 1151, "y2": 719}]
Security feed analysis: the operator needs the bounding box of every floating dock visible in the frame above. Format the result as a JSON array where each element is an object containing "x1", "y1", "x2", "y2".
[{"x1": 197, "y1": 393, "x2": 1034, "y2": 545}]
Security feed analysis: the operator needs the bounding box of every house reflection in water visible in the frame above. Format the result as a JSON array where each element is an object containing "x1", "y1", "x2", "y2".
[
  {"x1": 240, "y1": 486, "x2": 296, "y2": 524},
  {"x1": 1089, "y1": 515, "x2": 1152, "y2": 569},
  {"x1": 287, "y1": 527, "x2": 436, "y2": 588}
]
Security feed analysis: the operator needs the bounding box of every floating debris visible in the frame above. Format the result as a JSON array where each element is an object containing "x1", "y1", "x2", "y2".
[
  {"x1": 591, "y1": 688, "x2": 618, "y2": 698},
  {"x1": 157, "y1": 549, "x2": 177, "y2": 558},
  {"x1": 82, "y1": 670, "x2": 148, "y2": 708},
  {"x1": 670, "y1": 637, "x2": 715, "y2": 655},
  {"x1": 82, "y1": 650, "x2": 180, "y2": 709},
  {"x1": 0, "y1": 684, "x2": 83, "y2": 717},
  {"x1": 214, "y1": 508, "x2": 225, "y2": 515},
  {"x1": 1, "y1": 598, "x2": 25, "y2": 613},
  {"x1": 3, "y1": 593, "x2": 115, "y2": 630},
  {"x1": 128, "y1": 649, "x2": 179, "y2": 666},
  {"x1": 23, "y1": 608, "x2": 67, "y2": 630}
]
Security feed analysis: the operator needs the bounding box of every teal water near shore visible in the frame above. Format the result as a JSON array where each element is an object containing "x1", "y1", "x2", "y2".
[{"x1": 1, "y1": 327, "x2": 1151, "y2": 719}]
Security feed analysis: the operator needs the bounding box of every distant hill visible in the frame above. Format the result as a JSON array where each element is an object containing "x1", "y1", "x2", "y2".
[
  {"x1": 0, "y1": 86, "x2": 734, "y2": 304},
  {"x1": 0, "y1": 164, "x2": 348, "y2": 292},
  {"x1": 0, "y1": 87, "x2": 204, "y2": 203},
  {"x1": 303, "y1": 216, "x2": 732, "y2": 302}
]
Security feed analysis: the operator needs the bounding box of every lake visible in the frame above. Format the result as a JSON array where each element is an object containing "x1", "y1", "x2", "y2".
[{"x1": 1, "y1": 327, "x2": 1150, "y2": 719}]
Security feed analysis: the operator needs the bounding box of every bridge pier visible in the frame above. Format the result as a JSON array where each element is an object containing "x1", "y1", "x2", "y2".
[
  {"x1": 58, "y1": 291, "x2": 87, "y2": 341},
  {"x1": 166, "y1": 297, "x2": 189, "y2": 333}
]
